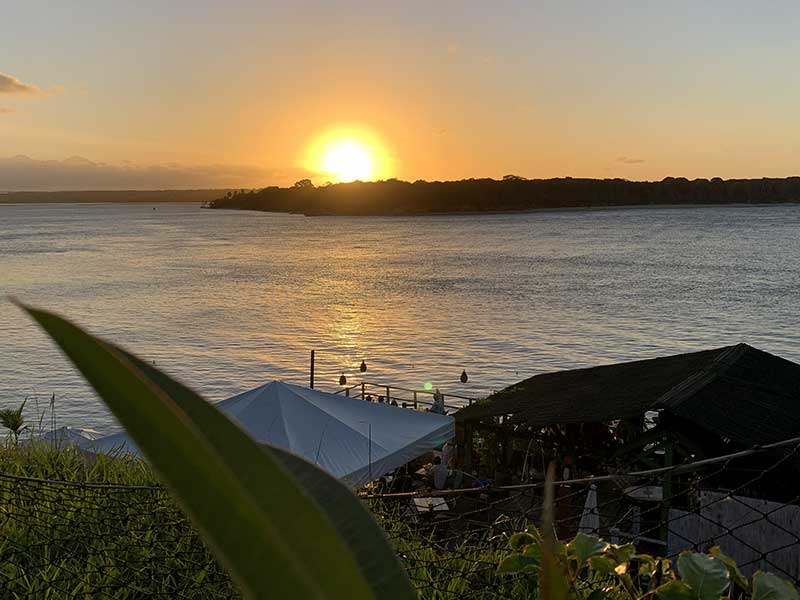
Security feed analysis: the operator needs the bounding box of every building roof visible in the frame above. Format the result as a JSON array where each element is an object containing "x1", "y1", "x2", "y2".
[{"x1": 456, "y1": 344, "x2": 800, "y2": 446}]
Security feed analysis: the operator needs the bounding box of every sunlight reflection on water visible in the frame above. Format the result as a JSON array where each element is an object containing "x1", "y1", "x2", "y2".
[{"x1": 1, "y1": 202, "x2": 799, "y2": 433}]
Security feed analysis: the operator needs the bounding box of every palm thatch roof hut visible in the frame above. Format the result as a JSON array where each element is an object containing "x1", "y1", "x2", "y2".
[{"x1": 455, "y1": 344, "x2": 800, "y2": 472}]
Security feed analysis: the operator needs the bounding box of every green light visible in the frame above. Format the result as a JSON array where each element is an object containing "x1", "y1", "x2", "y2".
[{"x1": 423, "y1": 382, "x2": 433, "y2": 391}]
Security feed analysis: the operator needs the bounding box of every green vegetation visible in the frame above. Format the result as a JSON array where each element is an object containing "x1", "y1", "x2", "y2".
[
  {"x1": 0, "y1": 444, "x2": 234, "y2": 598},
  {"x1": 0, "y1": 400, "x2": 26, "y2": 443},
  {"x1": 18, "y1": 302, "x2": 415, "y2": 600},
  {"x1": 3, "y1": 304, "x2": 799, "y2": 599},
  {"x1": 2, "y1": 443, "x2": 799, "y2": 599},
  {"x1": 497, "y1": 527, "x2": 799, "y2": 600},
  {"x1": 208, "y1": 176, "x2": 800, "y2": 216}
]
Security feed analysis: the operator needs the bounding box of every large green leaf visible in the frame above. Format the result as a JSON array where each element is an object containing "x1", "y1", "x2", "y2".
[
  {"x1": 122, "y1": 348, "x2": 414, "y2": 600},
  {"x1": 709, "y1": 546, "x2": 748, "y2": 590},
  {"x1": 568, "y1": 532, "x2": 608, "y2": 565},
  {"x1": 677, "y1": 552, "x2": 729, "y2": 600},
  {"x1": 752, "y1": 572, "x2": 800, "y2": 600},
  {"x1": 20, "y1": 303, "x2": 415, "y2": 600}
]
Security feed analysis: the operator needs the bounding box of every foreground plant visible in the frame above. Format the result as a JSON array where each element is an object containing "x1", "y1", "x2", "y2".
[
  {"x1": 0, "y1": 399, "x2": 27, "y2": 443},
  {"x1": 498, "y1": 528, "x2": 799, "y2": 600},
  {"x1": 18, "y1": 302, "x2": 416, "y2": 600}
]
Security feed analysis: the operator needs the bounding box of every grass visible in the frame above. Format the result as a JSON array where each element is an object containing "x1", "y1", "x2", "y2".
[
  {"x1": 0, "y1": 443, "x2": 534, "y2": 599},
  {"x1": 0, "y1": 442, "x2": 237, "y2": 599}
]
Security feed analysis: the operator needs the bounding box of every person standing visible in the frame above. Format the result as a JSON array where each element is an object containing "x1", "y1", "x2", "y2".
[{"x1": 431, "y1": 388, "x2": 445, "y2": 414}]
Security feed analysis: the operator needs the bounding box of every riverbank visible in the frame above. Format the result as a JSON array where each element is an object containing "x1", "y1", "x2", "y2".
[{"x1": 207, "y1": 176, "x2": 800, "y2": 216}]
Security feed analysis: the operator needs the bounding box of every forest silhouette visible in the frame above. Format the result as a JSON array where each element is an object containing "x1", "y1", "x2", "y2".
[{"x1": 209, "y1": 176, "x2": 800, "y2": 216}]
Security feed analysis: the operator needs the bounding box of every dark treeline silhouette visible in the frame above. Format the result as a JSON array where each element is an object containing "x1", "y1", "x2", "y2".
[
  {"x1": 0, "y1": 189, "x2": 231, "y2": 204},
  {"x1": 208, "y1": 176, "x2": 800, "y2": 216}
]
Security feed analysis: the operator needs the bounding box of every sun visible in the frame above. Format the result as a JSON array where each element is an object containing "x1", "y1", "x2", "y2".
[
  {"x1": 321, "y1": 140, "x2": 373, "y2": 182},
  {"x1": 305, "y1": 126, "x2": 392, "y2": 183}
]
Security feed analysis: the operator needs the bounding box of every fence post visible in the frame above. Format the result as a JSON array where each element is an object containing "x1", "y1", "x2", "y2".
[
  {"x1": 345, "y1": 387, "x2": 349, "y2": 397},
  {"x1": 413, "y1": 391, "x2": 417, "y2": 409},
  {"x1": 309, "y1": 350, "x2": 315, "y2": 389},
  {"x1": 386, "y1": 386, "x2": 390, "y2": 403},
  {"x1": 660, "y1": 440, "x2": 674, "y2": 542},
  {"x1": 361, "y1": 382, "x2": 365, "y2": 400}
]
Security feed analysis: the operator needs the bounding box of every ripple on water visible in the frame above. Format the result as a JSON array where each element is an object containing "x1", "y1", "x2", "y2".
[{"x1": 1, "y1": 202, "x2": 799, "y2": 432}]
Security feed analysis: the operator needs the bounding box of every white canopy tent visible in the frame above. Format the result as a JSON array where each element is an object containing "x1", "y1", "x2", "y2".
[
  {"x1": 30, "y1": 426, "x2": 103, "y2": 450},
  {"x1": 92, "y1": 381, "x2": 454, "y2": 488}
]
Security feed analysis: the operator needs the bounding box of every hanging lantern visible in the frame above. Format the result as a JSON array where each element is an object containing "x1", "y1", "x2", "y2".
[
  {"x1": 339, "y1": 373, "x2": 347, "y2": 386},
  {"x1": 360, "y1": 360, "x2": 367, "y2": 373},
  {"x1": 460, "y1": 370, "x2": 469, "y2": 383}
]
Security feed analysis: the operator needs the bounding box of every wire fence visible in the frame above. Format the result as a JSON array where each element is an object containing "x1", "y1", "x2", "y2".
[{"x1": 1, "y1": 438, "x2": 800, "y2": 598}]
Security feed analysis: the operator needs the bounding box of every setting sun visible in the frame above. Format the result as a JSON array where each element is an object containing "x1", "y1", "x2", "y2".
[
  {"x1": 321, "y1": 141, "x2": 373, "y2": 182},
  {"x1": 305, "y1": 126, "x2": 392, "y2": 183}
]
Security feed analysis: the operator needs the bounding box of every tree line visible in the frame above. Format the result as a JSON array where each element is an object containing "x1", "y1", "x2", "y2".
[{"x1": 208, "y1": 176, "x2": 800, "y2": 216}]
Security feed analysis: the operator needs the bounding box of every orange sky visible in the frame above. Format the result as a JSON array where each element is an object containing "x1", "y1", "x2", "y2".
[{"x1": 2, "y1": 2, "x2": 800, "y2": 190}]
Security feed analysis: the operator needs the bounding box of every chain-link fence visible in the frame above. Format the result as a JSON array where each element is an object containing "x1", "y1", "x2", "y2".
[{"x1": 1, "y1": 438, "x2": 799, "y2": 598}]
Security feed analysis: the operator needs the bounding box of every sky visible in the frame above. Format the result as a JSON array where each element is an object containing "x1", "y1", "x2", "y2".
[{"x1": 1, "y1": 0, "x2": 800, "y2": 190}]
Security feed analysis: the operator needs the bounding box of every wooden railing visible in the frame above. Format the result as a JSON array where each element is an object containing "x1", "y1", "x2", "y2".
[{"x1": 333, "y1": 380, "x2": 477, "y2": 410}]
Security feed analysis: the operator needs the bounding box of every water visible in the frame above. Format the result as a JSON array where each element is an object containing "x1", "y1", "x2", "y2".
[{"x1": 1, "y1": 202, "x2": 799, "y2": 433}]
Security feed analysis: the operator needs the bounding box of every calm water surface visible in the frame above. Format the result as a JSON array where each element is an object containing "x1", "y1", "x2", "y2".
[{"x1": 1, "y1": 202, "x2": 799, "y2": 433}]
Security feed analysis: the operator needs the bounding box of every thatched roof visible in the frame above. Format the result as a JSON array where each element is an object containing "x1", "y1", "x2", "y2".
[{"x1": 456, "y1": 344, "x2": 800, "y2": 446}]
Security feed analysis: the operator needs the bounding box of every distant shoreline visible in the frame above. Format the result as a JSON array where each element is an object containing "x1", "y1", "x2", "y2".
[
  {"x1": 208, "y1": 200, "x2": 800, "y2": 218},
  {"x1": 0, "y1": 189, "x2": 229, "y2": 204},
  {"x1": 207, "y1": 176, "x2": 800, "y2": 216}
]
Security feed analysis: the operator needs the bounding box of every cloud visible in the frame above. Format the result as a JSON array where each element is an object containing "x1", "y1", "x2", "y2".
[
  {"x1": 0, "y1": 155, "x2": 315, "y2": 191},
  {"x1": 0, "y1": 72, "x2": 62, "y2": 95},
  {"x1": 0, "y1": 106, "x2": 13, "y2": 114},
  {"x1": 616, "y1": 156, "x2": 645, "y2": 164}
]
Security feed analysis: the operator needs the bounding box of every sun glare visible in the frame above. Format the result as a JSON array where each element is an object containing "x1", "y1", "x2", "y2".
[
  {"x1": 322, "y1": 141, "x2": 373, "y2": 182},
  {"x1": 305, "y1": 126, "x2": 391, "y2": 183}
]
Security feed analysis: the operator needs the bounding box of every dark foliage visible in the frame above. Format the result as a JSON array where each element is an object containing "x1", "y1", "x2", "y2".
[{"x1": 207, "y1": 176, "x2": 800, "y2": 216}]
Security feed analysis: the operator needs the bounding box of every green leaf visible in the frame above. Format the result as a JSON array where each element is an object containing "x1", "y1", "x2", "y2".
[
  {"x1": 526, "y1": 524, "x2": 543, "y2": 539},
  {"x1": 510, "y1": 532, "x2": 539, "y2": 549},
  {"x1": 126, "y1": 349, "x2": 412, "y2": 600},
  {"x1": 752, "y1": 572, "x2": 800, "y2": 600},
  {"x1": 568, "y1": 532, "x2": 609, "y2": 565},
  {"x1": 498, "y1": 553, "x2": 540, "y2": 575},
  {"x1": 589, "y1": 555, "x2": 618, "y2": 576},
  {"x1": 524, "y1": 543, "x2": 543, "y2": 560},
  {"x1": 677, "y1": 552, "x2": 729, "y2": 600},
  {"x1": 656, "y1": 580, "x2": 695, "y2": 600},
  {"x1": 709, "y1": 546, "x2": 748, "y2": 590},
  {"x1": 606, "y1": 544, "x2": 636, "y2": 565},
  {"x1": 20, "y1": 303, "x2": 414, "y2": 600}
]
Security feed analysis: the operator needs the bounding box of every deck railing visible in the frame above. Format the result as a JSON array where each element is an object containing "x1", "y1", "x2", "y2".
[{"x1": 333, "y1": 380, "x2": 478, "y2": 410}]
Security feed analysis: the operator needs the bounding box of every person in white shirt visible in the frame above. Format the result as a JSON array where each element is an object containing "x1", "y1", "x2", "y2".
[
  {"x1": 442, "y1": 441, "x2": 455, "y2": 468},
  {"x1": 428, "y1": 456, "x2": 448, "y2": 490}
]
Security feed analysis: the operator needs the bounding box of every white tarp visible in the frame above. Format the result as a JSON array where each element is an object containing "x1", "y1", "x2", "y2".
[
  {"x1": 30, "y1": 426, "x2": 103, "y2": 450},
  {"x1": 92, "y1": 381, "x2": 454, "y2": 488}
]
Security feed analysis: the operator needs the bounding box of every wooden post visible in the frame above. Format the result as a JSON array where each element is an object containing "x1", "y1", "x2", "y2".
[
  {"x1": 464, "y1": 422, "x2": 474, "y2": 471},
  {"x1": 309, "y1": 350, "x2": 315, "y2": 389},
  {"x1": 385, "y1": 386, "x2": 390, "y2": 403},
  {"x1": 345, "y1": 387, "x2": 349, "y2": 397},
  {"x1": 361, "y1": 382, "x2": 366, "y2": 400},
  {"x1": 413, "y1": 391, "x2": 417, "y2": 409},
  {"x1": 660, "y1": 439, "x2": 674, "y2": 542}
]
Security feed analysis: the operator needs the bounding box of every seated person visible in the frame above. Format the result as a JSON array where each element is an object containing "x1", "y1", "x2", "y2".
[{"x1": 427, "y1": 456, "x2": 449, "y2": 490}]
